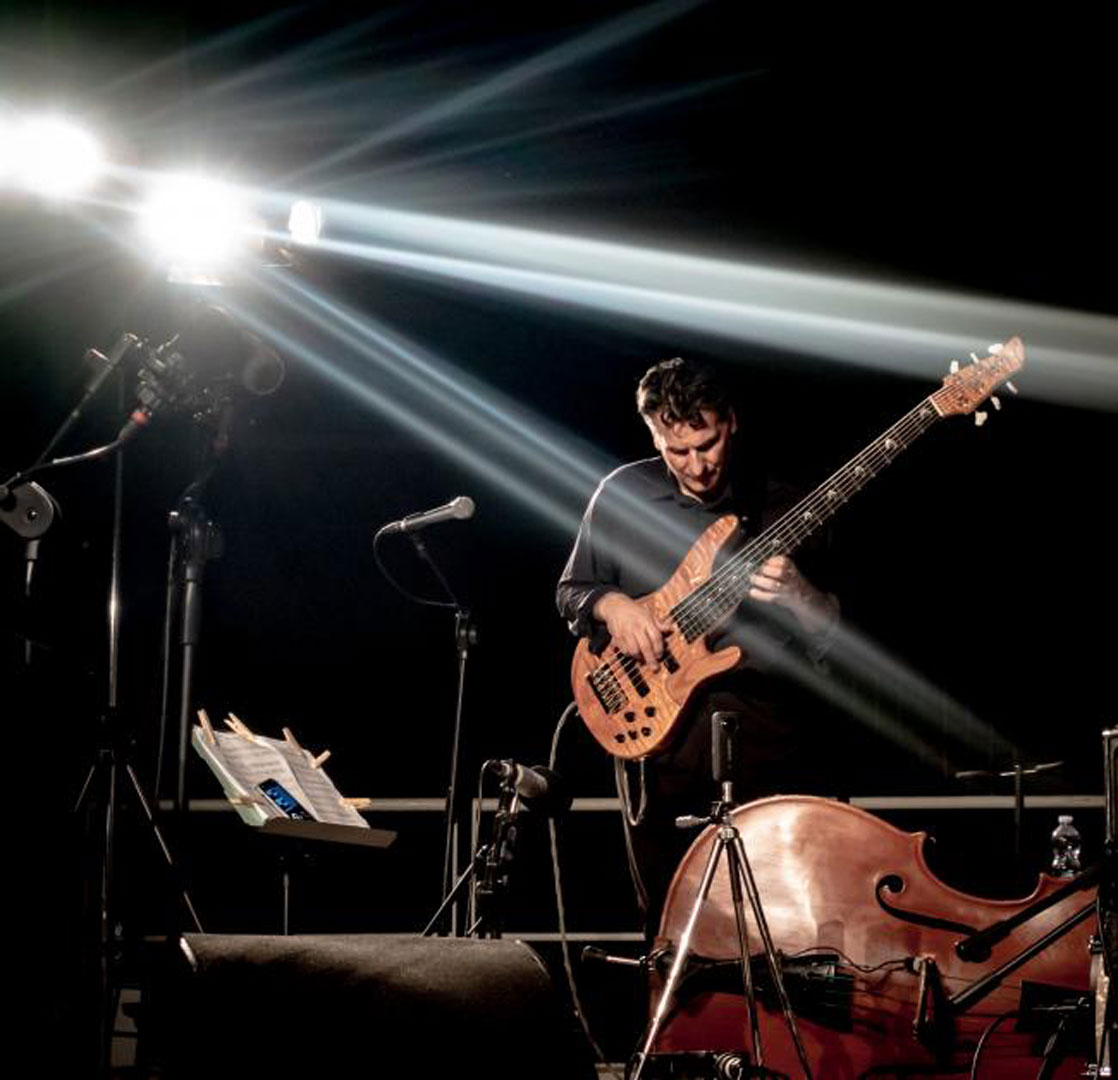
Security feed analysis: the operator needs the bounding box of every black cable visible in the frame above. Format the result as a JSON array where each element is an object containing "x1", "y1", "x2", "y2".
[
  {"x1": 152, "y1": 532, "x2": 182, "y2": 805},
  {"x1": 371, "y1": 526, "x2": 455, "y2": 608},
  {"x1": 3, "y1": 434, "x2": 131, "y2": 494},
  {"x1": 969, "y1": 1009, "x2": 1018, "y2": 1080},
  {"x1": 547, "y1": 701, "x2": 625, "y2": 1080}
]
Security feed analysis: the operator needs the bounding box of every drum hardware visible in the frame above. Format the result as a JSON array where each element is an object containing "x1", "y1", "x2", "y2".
[{"x1": 629, "y1": 712, "x2": 813, "y2": 1080}]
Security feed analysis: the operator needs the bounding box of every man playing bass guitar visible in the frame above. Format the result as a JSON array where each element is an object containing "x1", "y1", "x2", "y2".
[{"x1": 557, "y1": 357, "x2": 840, "y2": 927}]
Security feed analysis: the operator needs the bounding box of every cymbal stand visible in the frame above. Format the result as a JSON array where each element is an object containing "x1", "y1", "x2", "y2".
[{"x1": 630, "y1": 714, "x2": 812, "y2": 1080}]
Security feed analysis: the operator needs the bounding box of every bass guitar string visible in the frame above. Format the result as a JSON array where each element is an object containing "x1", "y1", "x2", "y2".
[
  {"x1": 591, "y1": 366, "x2": 1011, "y2": 707},
  {"x1": 675, "y1": 404, "x2": 934, "y2": 628},
  {"x1": 674, "y1": 362, "x2": 1010, "y2": 633},
  {"x1": 594, "y1": 401, "x2": 939, "y2": 704},
  {"x1": 671, "y1": 399, "x2": 938, "y2": 636}
]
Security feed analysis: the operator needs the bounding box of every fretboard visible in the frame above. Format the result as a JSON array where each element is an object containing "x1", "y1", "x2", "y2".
[{"x1": 671, "y1": 396, "x2": 943, "y2": 640}]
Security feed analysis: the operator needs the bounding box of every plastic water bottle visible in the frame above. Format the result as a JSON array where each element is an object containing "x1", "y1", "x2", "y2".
[{"x1": 1050, "y1": 814, "x2": 1081, "y2": 877}]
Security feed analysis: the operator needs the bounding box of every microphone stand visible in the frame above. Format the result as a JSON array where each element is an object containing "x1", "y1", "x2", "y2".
[
  {"x1": 405, "y1": 531, "x2": 478, "y2": 936},
  {"x1": 168, "y1": 493, "x2": 223, "y2": 816},
  {"x1": 471, "y1": 778, "x2": 521, "y2": 939},
  {"x1": 0, "y1": 480, "x2": 57, "y2": 664},
  {"x1": 955, "y1": 758, "x2": 1064, "y2": 886},
  {"x1": 4, "y1": 345, "x2": 203, "y2": 1077},
  {"x1": 420, "y1": 772, "x2": 522, "y2": 939}
]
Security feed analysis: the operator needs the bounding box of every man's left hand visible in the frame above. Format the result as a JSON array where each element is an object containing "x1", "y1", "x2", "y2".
[{"x1": 748, "y1": 555, "x2": 839, "y2": 637}]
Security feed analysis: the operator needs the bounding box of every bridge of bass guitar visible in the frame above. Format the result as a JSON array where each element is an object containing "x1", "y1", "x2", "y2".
[
  {"x1": 573, "y1": 637, "x2": 741, "y2": 760},
  {"x1": 581, "y1": 646, "x2": 682, "y2": 758}
]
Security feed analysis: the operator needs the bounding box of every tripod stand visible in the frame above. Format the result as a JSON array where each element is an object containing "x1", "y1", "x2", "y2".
[
  {"x1": 3, "y1": 338, "x2": 208, "y2": 1076},
  {"x1": 631, "y1": 713, "x2": 812, "y2": 1080}
]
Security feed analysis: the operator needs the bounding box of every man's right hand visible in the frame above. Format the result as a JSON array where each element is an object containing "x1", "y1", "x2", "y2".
[{"x1": 593, "y1": 592, "x2": 674, "y2": 670}]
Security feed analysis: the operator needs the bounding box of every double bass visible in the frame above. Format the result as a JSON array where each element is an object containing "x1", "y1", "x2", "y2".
[{"x1": 651, "y1": 797, "x2": 1097, "y2": 1078}]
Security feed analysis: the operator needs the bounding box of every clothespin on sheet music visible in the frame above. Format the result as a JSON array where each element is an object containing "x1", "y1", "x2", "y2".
[
  {"x1": 196, "y1": 708, "x2": 217, "y2": 746},
  {"x1": 224, "y1": 712, "x2": 257, "y2": 741},
  {"x1": 340, "y1": 796, "x2": 374, "y2": 810},
  {"x1": 228, "y1": 792, "x2": 269, "y2": 807},
  {"x1": 282, "y1": 725, "x2": 330, "y2": 769}
]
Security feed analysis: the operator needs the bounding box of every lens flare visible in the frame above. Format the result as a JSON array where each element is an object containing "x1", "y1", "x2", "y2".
[
  {"x1": 10, "y1": 115, "x2": 104, "y2": 198},
  {"x1": 138, "y1": 174, "x2": 257, "y2": 271},
  {"x1": 287, "y1": 199, "x2": 323, "y2": 245}
]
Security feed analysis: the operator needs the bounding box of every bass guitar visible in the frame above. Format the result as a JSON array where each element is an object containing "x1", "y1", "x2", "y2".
[{"x1": 571, "y1": 337, "x2": 1025, "y2": 759}]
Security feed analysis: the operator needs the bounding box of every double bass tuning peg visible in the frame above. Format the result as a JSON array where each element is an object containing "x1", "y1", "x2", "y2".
[{"x1": 974, "y1": 411, "x2": 988, "y2": 427}]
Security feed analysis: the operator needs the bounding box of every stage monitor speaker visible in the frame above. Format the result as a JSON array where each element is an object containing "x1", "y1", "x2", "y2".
[{"x1": 146, "y1": 933, "x2": 595, "y2": 1079}]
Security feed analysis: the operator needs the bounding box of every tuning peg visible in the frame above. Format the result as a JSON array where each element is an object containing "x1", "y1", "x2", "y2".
[
  {"x1": 949, "y1": 360, "x2": 960, "y2": 374},
  {"x1": 974, "y1": 411, "x2": 988, "y2": 427},
  {"x1": 991, "y1": 395, "x2": 1001, "y2": 411},
  {"x1": 988, "y1": 342, "x2": 1004, "y2": 354},
  {"x1": 1005, "y1": 380, "x2": 1018, "y2": 395},
  {"x1": 970, "y1": 352, "x2": 980, "y2": 363}
]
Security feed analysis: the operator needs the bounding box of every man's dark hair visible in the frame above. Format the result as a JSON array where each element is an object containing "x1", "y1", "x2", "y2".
[{"x1": 636, "y1": 356, "x2": 730, "y2": 426}]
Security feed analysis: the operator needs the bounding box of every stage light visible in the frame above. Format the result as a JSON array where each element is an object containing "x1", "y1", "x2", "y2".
[
  {"x1": 8, "y1": 115, "x2": 105, "y2": 198},
  {"x1": 138, "y1": 174, "x2": 258, "y2": 280},
  {"x1": 287, "y1": 200, "x2": 323, "y2": 245},
  {"x1": 0, "y1": 116, "x2": 11, "y2": 186}
]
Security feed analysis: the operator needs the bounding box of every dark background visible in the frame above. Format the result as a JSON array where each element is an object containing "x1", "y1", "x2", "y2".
[{"x1": 2, "y1": 0, "x2": 1116, "y2": 1064}]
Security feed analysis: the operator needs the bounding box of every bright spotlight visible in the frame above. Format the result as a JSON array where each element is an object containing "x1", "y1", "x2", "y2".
[
  {"x1": 0, "y1": 117, "x2": 11, "y2": 186},
  {"x1": 139, "y1": 174, "x2": 258, "y2": 280},
  {"x1": 288, "y1": 199, "x2": 323, "y2": 245},
  {"x1": 10, "y1": 115, "x2": 105, "y2": 198}
]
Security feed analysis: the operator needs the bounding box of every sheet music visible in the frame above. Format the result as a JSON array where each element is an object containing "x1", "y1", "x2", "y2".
[
  {"x1": 268, "y1": 737, "x2": 366, "y2": 827},
  {"x1": 195, "y1": 726, "x2": 369, "y2": 828},
  {"x1": 209, "y1": 731, "x2": 302, "y2": 813}
]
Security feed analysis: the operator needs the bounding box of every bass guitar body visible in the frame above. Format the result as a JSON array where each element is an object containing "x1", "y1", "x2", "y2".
[{"x1": 571, "y1": 514, "x2": 742, "y2": 759}]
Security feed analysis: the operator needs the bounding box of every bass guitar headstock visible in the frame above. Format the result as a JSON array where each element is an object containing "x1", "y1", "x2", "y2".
[{"x1": 932, "y1": 336, "x2": 1025, "y2": 423}]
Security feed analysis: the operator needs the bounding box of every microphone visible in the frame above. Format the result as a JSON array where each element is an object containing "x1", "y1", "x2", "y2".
[
  {"x1": 380, "y1": 496, "x2": 475, "y2": 535},
  {"x1": 485, "y1": 760, "x2": 571, "y2": 814}
]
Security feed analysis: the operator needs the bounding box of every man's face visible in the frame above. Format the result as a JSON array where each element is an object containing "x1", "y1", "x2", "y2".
[{"x1": 647, "y1": 408, "x2": 736, "y2": 501}]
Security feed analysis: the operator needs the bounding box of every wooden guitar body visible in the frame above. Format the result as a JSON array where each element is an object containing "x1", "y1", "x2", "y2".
[{"x1": 571, "y1": 514, "x2": 743, "y2": 759}]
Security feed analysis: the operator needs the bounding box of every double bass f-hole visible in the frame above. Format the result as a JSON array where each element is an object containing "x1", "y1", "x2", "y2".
[{"x1": 874, "y1": 874, "x2": 980, "y2": 937}]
